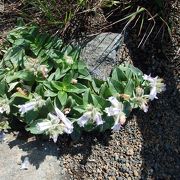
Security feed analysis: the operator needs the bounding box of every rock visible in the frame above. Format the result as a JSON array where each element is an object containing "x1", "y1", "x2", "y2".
[
  {"x1": 20, "y1": 157, "x2": 30, "y2": 170},
  {"x1": 126, "y1": 148, "x2": 134, "y2": 156},
  {"x1": 108, "y1": 176, "x2": 116, "y2": 180},
  {"x1": 133, "y1": 170, "x2": 139, "y2": 177},
  {"x1": 0, "y1": 131, "x2": 5, "y2": 142},
  {"x1": 114, "y1": 153, "x2": 119, "y2": 161},
  {"x1": 80, "y1": 33, "x2": 123, "y2": 80}
]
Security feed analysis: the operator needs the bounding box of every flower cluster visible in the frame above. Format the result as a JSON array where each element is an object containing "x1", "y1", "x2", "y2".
[{"x1": 37, "y1": 107, "x2": 73, "y2": 142}]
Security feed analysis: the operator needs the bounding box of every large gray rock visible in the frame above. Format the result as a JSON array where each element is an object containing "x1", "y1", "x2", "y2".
[{"x1": 80, "y1": 33, "x2": 123, "y2": 80}]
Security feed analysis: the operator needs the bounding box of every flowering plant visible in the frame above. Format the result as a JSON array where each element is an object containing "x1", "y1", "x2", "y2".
[{"x1": 0, "y1": 25, "x2": 166, "y2": 142}]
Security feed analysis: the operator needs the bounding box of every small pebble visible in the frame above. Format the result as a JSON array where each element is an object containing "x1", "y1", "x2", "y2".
[{"x1": 126, "y1": 149, "x2": 134, "y2": 156}]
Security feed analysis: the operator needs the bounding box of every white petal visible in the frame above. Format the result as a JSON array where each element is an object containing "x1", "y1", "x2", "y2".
[
  {"x1": 54, "y1": 107, "x2": 73, "y2": 133},
  {"x1": 55, "y1": 107, "x2": 66, "y2": 121},
  {"x1": 36, "y1": 121, "x2": 52, "y2": 131},
  {"x1": 48, "y1": 113, "x2": 60, "y2": 124},
  {"x1": 0, "y1": 107, "x2": 4, "y2": 113},
  {"x1": 141, "y1": 103, "x2": 148, "y2": 113},
  {"x1": 108, "y1": 97, "x2": 120, "y2": 108},
  {"x1": 50, "y1": 134, "x2": 58, "y2": 143},
  {"x1": 18, "y1": 102, "x2": 36, "y2": 114},
  {"x1": 77, "y1": 112, "x2": 91, "y2": 127},
  {"x1": 143, "y1": 74, "x2": 152, "y2": 82},
  {"x1": 94, "y1": 112, "x2": 103, "y2": 125},
  {"x1": 64, "y1": 126, "x2": 73, "y2": 134},
  {"x1": 149, "y1": 86, "x2": 158, "y2": 100},
  {"x1": 105, "y1": 107, "x2": 120, "y2": 116},
  {"x1": 111, "y1": 123, "x2": 121, "y2": 132},
  {"x1": 143, "y1": 74, "x2": 158, "y2": 86}
]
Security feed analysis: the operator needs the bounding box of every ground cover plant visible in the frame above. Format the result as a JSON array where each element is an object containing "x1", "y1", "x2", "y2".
[{"x1": 0, "y1": 24, "x2": 166, "y2": 142}]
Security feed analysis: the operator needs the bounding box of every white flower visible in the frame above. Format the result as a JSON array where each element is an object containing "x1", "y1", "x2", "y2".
[
  {"x1": 111, "y1": 122, "x2": 122, "y2": 132},
  {"x1": 105, "y1": 97, "x2": 123, "y2": 117},
  {"x1": 18, "y1": 102, "x2": 37, "y2": 115},
  {"x1": 77, "y1": 105, "x2": 103, "y2": 127},
  {"x1": 18, "y1": 96, "x2": 45, "y2": 115},
  {"x1": 36, "y1": 107, "x2": 74, "y2": 143},
  {"x1": 134, "y1": 87, "x2": 149, "y2": 113},
  {"x1": 54, "y1": 107, "x2": 74, "y2": 134},
  {"x1": 77, "y1": 111, "x2": 91, "y2": 127},
  {"x1": 149, "y1": 86, "x2": 158, "y2": 100},
  {"x1": 105, "y1": 96, "x2": 126, "y2": 131},
  {"x1": 94, "y1": 111, "x2": 104, "y2": 125},
  {"x1": 37, "y1": 121, "x2": 53, "y2": 132},
  {"x1": 105, "y1": 106, "x2": 121, "y2": 116},
  {"x1": 143, "y1": 74, "x2": 166, "y2": 101}
]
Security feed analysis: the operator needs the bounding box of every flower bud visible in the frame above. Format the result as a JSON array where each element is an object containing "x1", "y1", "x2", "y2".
[
  {"x1": 135, "y1": 87, "x2": 144, "y2": 97},
  {"x1": 71, "y1": 79, "x2": 78, "y2": 84},
  {"x1": 119, "y1": 113, "x2": 126, "y2": 125},
  {"x1": 119, "y1": 94, "x2": 130, "y2": 101}
]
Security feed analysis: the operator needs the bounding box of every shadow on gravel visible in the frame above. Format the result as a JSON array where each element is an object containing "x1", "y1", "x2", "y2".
[
  {"x1": 125, "y1": 21, "x2": 180, "y2": 179},
  {"x1": 57, "y1": 131, "x2": 112, "y2": 165},
  {"x1": 8, "y1": 132, "x2": 59, "y2": 169}
]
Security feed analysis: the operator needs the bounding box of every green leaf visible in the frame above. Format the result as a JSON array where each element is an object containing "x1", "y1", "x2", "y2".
[
  {"x1": 51, "y1": 81, "x2": 63, "y2": 91},
  {"x1": 26, "y1": 119, "x2": 44, "y2": 134},
  {"x1": 35, "y1": 84, "x2": 44, "y2": 96},
  {"x1": 83, "y1": 89, "x2": 93, "y2": 104},
  {"x1": 124, "y1": 79, "x2": 135, "y2": 96},
  {"x1": 66, "y1": 83, "x2": 87, "y2": 94},
  {"x1": 111, "y1": 67, "x2": 127, "y2": 81},
  {"x1": 108, "y1": 79, "x2": 124, "y2": 95},
  {"x1": 73, "y1": 105, "x2": 85, "y2": 113},
  {"x1": 0, "y1": 81, "x2": 7, "y2": 95},
  {"x1": 44, "y1": 90, "x2": 57, "y2": 97},
  {"x1": 70, "y1": 93, "x2": 83, "y2": 105},
  {"x1": 6, "y1": 70, "x2": 35, "y2": 83},
  {"x1": 99, "y1": 82, "x2": 112, "y2": 99},
  {"x1": 92, "y1": 94, "x2": 107, "y2": 109},
  {"x1": 24, "y1": 110, "x2": 39, "y2": 124},
  {"x1": 54, "y1": 68, "x2": 63, "y2": 80},
  {"x1": 63, "y1": 71, "x2": 73, "y2": 84},
  {"x1": 58, "y1": 91, "x2": 67, "y2": 106},
  {"x1": 91, "y1": 78, "x2": 104, "y2": 93}
]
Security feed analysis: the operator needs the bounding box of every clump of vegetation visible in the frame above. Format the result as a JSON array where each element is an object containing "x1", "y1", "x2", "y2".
[
  {"x1": 0, "y1": 25, "x2": 165, "y2": 142},
  {"x1": 17, "y1": 0, "x2": 171, "y2": 46}
]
